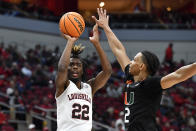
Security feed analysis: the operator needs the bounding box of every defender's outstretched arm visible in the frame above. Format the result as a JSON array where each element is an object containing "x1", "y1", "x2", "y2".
[
  {"x1": 92, "y1": 8, "x2": 131, "y2": 71},
  {"x1": 161, "y1": 62, "x2": 196, "y2": 89}
]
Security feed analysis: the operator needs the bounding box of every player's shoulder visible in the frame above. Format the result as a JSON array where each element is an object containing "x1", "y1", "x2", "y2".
[
  {"x1": 82, "y1": 81, "x2": 92, "y2": 89},
  {"x1": 143, "y1": 76, "x2": 162, "y2": 85},
  {"x1": 147, "y1": 75, "x2": 162, "y2": 80},
  {"x1": 141, "y1": 76, "x2": 163, "y2": 91},
  {"x1": 82, "y1": 82, "x2": 92, "y2": 96}
]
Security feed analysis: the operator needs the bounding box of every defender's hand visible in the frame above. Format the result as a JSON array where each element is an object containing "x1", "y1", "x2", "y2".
[
  {"x1": 89, "y1": 24, "x2": 99, "y2": 44},
  {"x1": 92, "y1": 8, "x2": 109, "y2": 29}
]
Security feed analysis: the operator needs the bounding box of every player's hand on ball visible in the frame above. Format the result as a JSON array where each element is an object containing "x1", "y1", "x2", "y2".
[
  {"x1": 61, "y1": 33, "x2": 78, "y2": 42},
  {"x1": 92, "y1": 8, "x2": 109, "y2": 29},
  {"x1": 89, "y1": 24, "x2": 99, "y2": 44}
]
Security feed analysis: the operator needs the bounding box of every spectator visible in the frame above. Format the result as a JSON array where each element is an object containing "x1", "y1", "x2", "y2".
[
  {"x1": 1, "y1": 121, "x2": 15, "y2": 131},
  {"x1": 161, "y1": 91, "x2": 174, "y2": 108},
  {"x1": 42, "y1": 121, "x2": 49, "y2": 131},
  {"x1": 0, "y1": 111, "x2": 7, "y2": 125},
  {"x1": 28, "y1": 123, "x2": 35, "y2": 131},
  {"x1": 106, "y1": 84, "x2": 120, "y2": 98},
  {"x1": 155, "y1": 117, "x2": 162, "y2": 131},
  {"x1": 164, "y1": 43, "x2": 173, "y2": 66},
  {"x1": 21, "y1": 62, "x2": 32, "y2": 77},
  {"x1": 187, "y1": 111, "x2": 196, "y2": 128},
  {"x1": 115, "y1": 111, "x2": 125, "y2": 131}
]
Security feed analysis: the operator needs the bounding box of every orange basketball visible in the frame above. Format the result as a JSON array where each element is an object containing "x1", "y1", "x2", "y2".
[{"x1": 59, "y1": 12, "x2": 85, "y2": 37}]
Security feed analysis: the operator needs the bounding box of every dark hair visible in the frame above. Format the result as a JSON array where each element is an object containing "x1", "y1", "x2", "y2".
[
  {"x1": 169, "y1": 43, "x2": 173, "y2": 47},
  {"x1": 141, "y1": 50, "x2": 160, "y2": 76},
  {"x1": 71, "y1": 44, "x2": 87, "y2": 81},
  {"x1": 71, "y1": 44, "x2": 85, "y2": 58}
]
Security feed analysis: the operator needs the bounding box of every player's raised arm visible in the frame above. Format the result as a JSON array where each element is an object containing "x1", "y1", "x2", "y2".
[
  {"x1": 88, "y1": 24, "x2": 112, "y2": 96},
  {"x1": 161, "y1": 62, "x2": 196, "y2": 89},
  {"x1": 92, "y1": 8, "x2": 131, "y2": 71},
  {"x1": 55, "y1": 34, "x2": 77, "y2": 97}
]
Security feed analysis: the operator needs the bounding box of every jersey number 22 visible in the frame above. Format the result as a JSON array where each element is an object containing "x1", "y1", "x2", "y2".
[{"x1": 72, "y1": 103, "x2": 89, "y2": 120}]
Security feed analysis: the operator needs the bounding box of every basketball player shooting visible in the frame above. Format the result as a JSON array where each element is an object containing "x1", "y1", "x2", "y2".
[
  {"x1": 92, "y1": 8, "x2": 196, "y2": 131},
  {"x1": 55, "y1": 24, "x2": 112, "y2": 131}
]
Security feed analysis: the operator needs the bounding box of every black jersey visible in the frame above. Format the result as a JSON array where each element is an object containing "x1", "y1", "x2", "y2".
[{"x1": 124, "y1": 64, "x2": 163, "y2": 131}]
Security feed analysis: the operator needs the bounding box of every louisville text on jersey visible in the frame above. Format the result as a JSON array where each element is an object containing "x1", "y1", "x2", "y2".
[{"x1": 68, "y1": 93, "x2": 91, "y2": 103}]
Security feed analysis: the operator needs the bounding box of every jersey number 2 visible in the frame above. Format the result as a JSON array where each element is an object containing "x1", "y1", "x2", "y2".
[
  {"x1": 125, "y1": 92, "x2": 134, "y2": 123},
  {"x1": 72, "y1": 103, "x2": 89, "y2": 120}
]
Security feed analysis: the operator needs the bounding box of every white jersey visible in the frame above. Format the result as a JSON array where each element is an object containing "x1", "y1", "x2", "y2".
[{"x1": 56, "y1": 80, "x2": 92, "y2": 131}]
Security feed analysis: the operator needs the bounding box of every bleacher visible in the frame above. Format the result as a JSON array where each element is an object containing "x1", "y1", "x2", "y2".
[
  {"x1": 1, "y1": 0, "x2": 196, "y2": 30},
  {"x1": 0, "y1": 41, "x2": 196, "y2": 130},
  {"x1": 0, "y1": 0, "x2": 196, "y2": 131}
]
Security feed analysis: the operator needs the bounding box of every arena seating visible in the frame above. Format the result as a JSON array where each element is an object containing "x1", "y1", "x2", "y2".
[
  {"x1": 0, "y1": 41, "x2": 196, "y2": 130},
  {"x1": 0, "y1": 0, "x2": 196, "y2": 30}
]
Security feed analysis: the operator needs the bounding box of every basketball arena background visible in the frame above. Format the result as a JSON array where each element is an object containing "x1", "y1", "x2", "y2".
[{"x1": 0, "y1": 0, "x2": 196, "y2": 131}]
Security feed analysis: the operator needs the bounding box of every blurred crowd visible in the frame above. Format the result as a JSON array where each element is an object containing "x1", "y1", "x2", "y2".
[
  {"x1": 0, "y1": 0, "x2": 60, "y2": 22},
  {"x1": 108, "y1": 12, "x2": 196, "y2": 30},
  {"x1": 0, "y1": 41, "x2": 196, "y2": 131},
  {"x1": 0, "y1": 42, "x2": 58, "y2": 130},
  {"x1": 156, "y1": 9, "x2": 196, "y2": 30},
  {"x1": 1, "y1": 0, "x2": 196, "y2": 30},
  {"x1": 157, "y1": 59, "x2": 196, "y2": 131}
]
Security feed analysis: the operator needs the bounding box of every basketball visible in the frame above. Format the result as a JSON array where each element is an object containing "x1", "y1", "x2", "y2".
[{"x1": 59, "y1": 12, "x2": 85, "y2": 37}]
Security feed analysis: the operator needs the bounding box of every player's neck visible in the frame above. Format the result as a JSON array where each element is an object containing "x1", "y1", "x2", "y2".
[
  {"x1": 134, "y1": 72, "x2": 148, "y2": 82},
  {"x1": 75, "y1": 81, "x2": 82, "y2": 89}
]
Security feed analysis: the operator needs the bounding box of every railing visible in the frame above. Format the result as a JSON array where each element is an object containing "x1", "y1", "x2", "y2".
[
  {"x1": 93, "y1": 121, "x2": 115, "y2": 131},
  {"x1": 0, "y1": 92, "x2": 10, "y2": 98}
]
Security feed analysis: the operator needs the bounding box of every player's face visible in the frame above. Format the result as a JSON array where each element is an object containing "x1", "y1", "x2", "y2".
[
  {"x1": 129, "y1": 52, "x2": 145, "y2": 76},
  {"x1": 68, "y1": 58, "x2": 83, "y2": 81}
]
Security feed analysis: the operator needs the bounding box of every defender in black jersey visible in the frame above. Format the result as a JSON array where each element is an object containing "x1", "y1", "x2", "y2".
[
  {"x1": 93, "y1": 8, "x2": 196, "y2": 131},
  {"x1": 124, "y1": 63, "x2": 162, "y2": 131}
]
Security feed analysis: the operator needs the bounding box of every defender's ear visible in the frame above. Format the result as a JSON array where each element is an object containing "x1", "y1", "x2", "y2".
[{"x1": 140, "y1": 63, "x2": 147, "y2": 71}]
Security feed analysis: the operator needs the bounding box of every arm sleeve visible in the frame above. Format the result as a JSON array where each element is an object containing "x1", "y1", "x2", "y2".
[
  {"x1": 124, "y1": 64, "x2": 130, "y2": 78},
  {"x1": 124, "y1": 64, "x2": 134, "y2": 82}
]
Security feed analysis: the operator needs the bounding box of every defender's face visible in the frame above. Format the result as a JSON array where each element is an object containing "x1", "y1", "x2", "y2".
[
  {"x1": 129, "y1": 52, "x2": 144, "y2": 76},
  {"x1": 68, "y1": 58, "x2": 83, "y2": 80}
]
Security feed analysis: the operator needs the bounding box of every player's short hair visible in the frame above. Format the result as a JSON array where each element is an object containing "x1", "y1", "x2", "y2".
[
  {"x1": 141, "y1": 50, "x2": 160, "y2": 76},
  {"x1": 71, "y1": 44, "x2": 87, "y2": 81}
]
